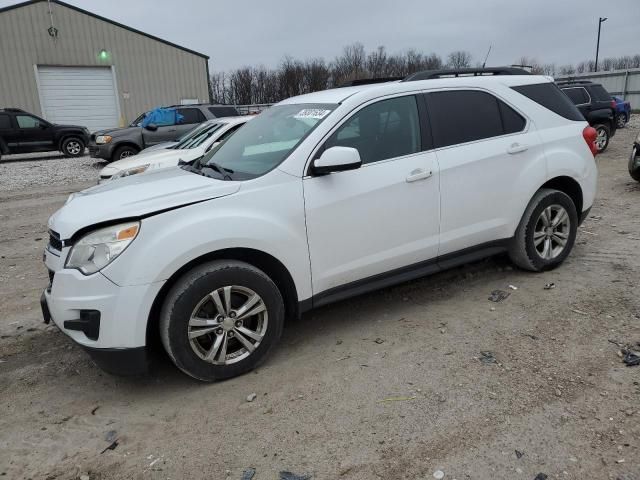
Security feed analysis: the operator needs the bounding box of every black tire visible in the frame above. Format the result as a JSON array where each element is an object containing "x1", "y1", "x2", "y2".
[
  {"x1": 61, "y1": 137, "x2": 85, "y2": 157},
  {"x1": 159, "y1": 260, "x2": 285, "y2": 382},
  {"x1": 593, "y1": 124, "x2": 610, "y2": 152},
  {"x1": 111, "y1": 145, "x2": 138, "y2": 162},
  {"x1": 616, "y1": 113, "x2": 627, "y2": 129},
  {"x1": 508, "y1": 189, "x2": 578, "y2": 272},
  {"x1": 629, "y1": 145, "x2": 640, "y2": 182}
]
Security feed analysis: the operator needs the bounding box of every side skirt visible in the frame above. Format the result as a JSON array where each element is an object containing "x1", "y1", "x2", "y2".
[{"x1": 300, "y1": 239, "x2": 510, "y2": 313}]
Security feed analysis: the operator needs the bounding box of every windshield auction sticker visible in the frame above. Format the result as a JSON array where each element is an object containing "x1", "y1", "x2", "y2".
[{"x1": 293, "y1": 109, "x2": 331, "y2": 120}]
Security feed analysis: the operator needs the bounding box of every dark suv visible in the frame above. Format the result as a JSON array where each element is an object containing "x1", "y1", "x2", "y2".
[
  {"x1": 557, "y1": 80, "x2": 617, "y2": 152},
  {"x1": 88, "y1": 104, "x2": 239, "y2": 162},
  {"x1": 0, "y1": 108, "x2": 89, "y2": 160}
]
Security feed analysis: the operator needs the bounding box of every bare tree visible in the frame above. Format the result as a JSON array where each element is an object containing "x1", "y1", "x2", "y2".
[
  {"x1": 212, "y1": 45, "x2": 640, "y2": 106},
  {"x1": 447, "y1": 51, "x2": 472, "y2": 68}
]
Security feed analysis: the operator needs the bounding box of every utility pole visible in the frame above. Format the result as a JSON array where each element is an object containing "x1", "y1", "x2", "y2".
[{"x1": 595, "y1": 17, "x2": 607, "y2": 71}]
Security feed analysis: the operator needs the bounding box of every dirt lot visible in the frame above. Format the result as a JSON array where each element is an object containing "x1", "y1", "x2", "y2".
[{"x1": 1, "y1": 121, "x2": 639, "y2": 480}]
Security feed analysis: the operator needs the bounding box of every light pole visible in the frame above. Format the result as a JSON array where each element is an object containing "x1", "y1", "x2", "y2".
[{"x1": 595, "y1": 17, "x2": 607, "y2": 71}]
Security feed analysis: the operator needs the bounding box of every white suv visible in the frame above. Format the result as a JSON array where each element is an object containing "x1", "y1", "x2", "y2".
[{"x1": 42, "y1": 68, "x2": 598, "y2": 381}]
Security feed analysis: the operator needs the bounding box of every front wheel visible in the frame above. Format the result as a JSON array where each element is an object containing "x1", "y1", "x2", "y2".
[
  {"x1": 160, "y1": 260, "x2": 285, "y2": 382},
  {"x1": 61, "y1": 137, "x2": 85, "y2": 157},
  {"x1": 593, "y1": 124, "x2": 610, "y2": 152},
  {"x1": 508, "y1": 189, "x2": 578, "y2": 272},
  {"x1": 111, "y1": 145, "x2": 138, "y2": 162}
]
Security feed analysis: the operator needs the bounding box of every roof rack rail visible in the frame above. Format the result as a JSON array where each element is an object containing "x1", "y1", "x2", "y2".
[
  {"x1": 1, "y1": 107, "x2": 26, "y2": 112},
  {"x1": 556, "y1": 79, "x2": 594, "y2": 85},
  {"x1": 403, "y1": 67, "x2": 531, "y2": 82},
  {"x1": 339, "y1": 77, "x2": 404, "y2": 87}
]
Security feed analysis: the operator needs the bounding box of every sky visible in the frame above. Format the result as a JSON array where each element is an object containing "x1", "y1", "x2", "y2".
[{"x1": 1, "y1": 0, "x2": 639, "y2": 71}]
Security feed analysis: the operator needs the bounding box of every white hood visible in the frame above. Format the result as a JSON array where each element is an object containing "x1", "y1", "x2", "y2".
[
  {"x1": 100, "y1": 147, "x2": 206, "y2": 177},
  {"x1": 49, "y1": 167, "x2": 240, "y2": 239}
]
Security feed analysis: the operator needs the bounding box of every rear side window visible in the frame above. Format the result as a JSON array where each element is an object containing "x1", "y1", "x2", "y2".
[
  {"x1": 499, "y1": 102, "x2": 526, "y2": 134},
  {"x1": 427, "y1": 90, "x2": 521, "y2": 148},
  {"x1": 562, "y1": 87, "x2": 589, "y2": 105},
  {"x1": 208, "y1": 106, "x2": 239, "y2": 118},
  {"x1": 325, "y1": 95, "x2": 421, "y2": 164},
  {"x1": 512, "y1": 83, "x2": 584, "y2": 121},
  {"x1": 0, "y1": 114, "x2": 11, "y2": 129},
  {"x1": 177, "y1": 108, "x2": 206, "y2": 124}
]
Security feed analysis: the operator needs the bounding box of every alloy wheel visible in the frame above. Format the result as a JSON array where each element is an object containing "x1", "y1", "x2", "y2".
[
  {"x1": 187, "y1": 285, "x2": 268, "y2": 365},
  {"x1": 120, "y1": 150, "x2": 134, "y2": 159},
  {"x1": 66, "y1": 141, "x2": 82, "y2": 155},
  {"x1": 533, "y1": 205, "x2": 570, "y2": 260},
  {"x1": 595, "y1": 128, "x2": 608, "y2": 151}
]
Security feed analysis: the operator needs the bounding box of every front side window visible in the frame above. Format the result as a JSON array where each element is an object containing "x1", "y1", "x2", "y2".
[
  {"x1": 197, "y1": 103, "x2": 336, "y2": 179},
  {"x1": 16, "y1": 115, "x2": 41, "y2": 128},
  {"x1": 324, "y1": 95, "x2": 421, "y2": 164}
]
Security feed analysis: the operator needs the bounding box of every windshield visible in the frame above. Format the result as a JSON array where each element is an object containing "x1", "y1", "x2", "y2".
[
  {"x1": 196, "y1": 103, "x2": 336, "y2": 179},
  {"x1": 174, "y1": 123, "x2": 223, "y2": 149},
  {"x1": 130, "y1": 112, "x2": 147, "y2": 127}
]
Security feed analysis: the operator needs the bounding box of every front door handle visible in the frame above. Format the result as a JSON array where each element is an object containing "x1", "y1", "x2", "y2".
[
  {"x1": 406, "y1": 168, "x2": 433, "y2": 183},
  {"x1": 507, "y1": 142, "x2": 529, "y2": 154}
]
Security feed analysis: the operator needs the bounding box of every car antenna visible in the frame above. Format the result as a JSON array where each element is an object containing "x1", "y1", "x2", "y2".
[{"x1": 482, "y1": 45, "x2": 492, "y2": 68}]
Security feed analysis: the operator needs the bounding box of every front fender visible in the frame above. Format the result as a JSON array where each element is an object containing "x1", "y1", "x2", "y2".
[{"x1": 101, "y1": 171, "x2": 312, "y2": 301}]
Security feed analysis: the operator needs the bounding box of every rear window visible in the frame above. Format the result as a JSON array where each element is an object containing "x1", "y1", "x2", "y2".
[
  {"x1": 208, "y1": 106, "x2": 239, "y2": 118},
  {"x1": 589, "y1": 84, "x2": 613, "y2": 102},
  {"x1": 512, "y1": 83, "x2": 584, "y2": 121}
]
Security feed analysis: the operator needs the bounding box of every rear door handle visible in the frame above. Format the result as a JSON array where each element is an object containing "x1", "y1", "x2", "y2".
[
  {"x1": 507, "y1": 142, "x2": 529, "y2": 154},
  {"x1": 406, "y1": 168, "x2": 433, "y2": 183}
]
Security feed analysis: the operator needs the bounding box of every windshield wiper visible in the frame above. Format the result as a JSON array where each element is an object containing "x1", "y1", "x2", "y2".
[{"x1": 202, "y1": 162, "x2": 234, "y2": 181}]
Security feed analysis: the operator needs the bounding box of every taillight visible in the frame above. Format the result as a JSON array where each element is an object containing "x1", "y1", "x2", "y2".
[
  {"x1": 583, "y1": 126, "x2": 598, "y2": 156},
  {"x1": 611, "y1": 99, "x2": 617, "y2": 110}
]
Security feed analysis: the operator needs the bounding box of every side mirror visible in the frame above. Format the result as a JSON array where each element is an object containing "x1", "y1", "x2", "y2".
[
  {"x1": 144, "y1": 123, "x2": 158, "y2": 131},
  {"x1": 312, "y1": 146, "x2": 362, "y2": 175},
  {"x1": 39, "y1": 123, "x2": 48, "y2": 129}
]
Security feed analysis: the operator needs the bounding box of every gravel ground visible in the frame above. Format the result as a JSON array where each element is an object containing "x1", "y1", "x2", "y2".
[
  {"x1": 0, "y1": 119, "x2": 639, "y2": 480},
  {"x1": 0, "y1": 154, "x2": 105, "y2": 191}
]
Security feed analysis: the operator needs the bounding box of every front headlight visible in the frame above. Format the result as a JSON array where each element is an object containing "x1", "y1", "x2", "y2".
[
  {"x1": 65, "y1": 221, "x2": 140, "y2": 275},
  {"x1": 111, "y1": 164, "x2": 150, "y2": 180},
  {"x1": 95, "y1": 135, "x2": 112, "y2": 144}
]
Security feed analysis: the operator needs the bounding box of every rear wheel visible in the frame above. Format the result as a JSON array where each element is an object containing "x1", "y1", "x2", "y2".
[
  {"x1": 160, "y1": 260, "x2": 285, "y2": 382},
  {"x1": 112, "y1": 145, "x2": 138, "y2": 162},
  {"x1": 61, "y1": 137, "x2": 85, "y2": 157},
  {"x1": 508, "y1": 189, "x2": 578, "y2": 272},
  {"x1": 593, "y1": 124, "x2": 610, "y2": 152},
  {"x1": 629, "y1": 145, "x2": 640, "y2": 182}
]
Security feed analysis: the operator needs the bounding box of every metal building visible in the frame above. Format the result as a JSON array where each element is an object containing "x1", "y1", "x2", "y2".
[{"x1": 0, "y1": 0, "x2": 211, "y2": 132}]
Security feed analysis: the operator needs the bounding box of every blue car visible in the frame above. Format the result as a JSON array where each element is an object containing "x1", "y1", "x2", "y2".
[{"x1": 613, "y1": 95, "x2": 631, "y2": 128}]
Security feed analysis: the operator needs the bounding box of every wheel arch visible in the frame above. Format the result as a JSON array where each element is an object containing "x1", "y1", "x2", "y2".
[
  {"x1": 57, "y1": 133, "x2": 86, "y2": 151},
  {"x1": 146, "y1": 247, "x2": 300, "y2": 347},
  {"x1": 540, "y1": 175, "x2": 583, "y2": 216}
]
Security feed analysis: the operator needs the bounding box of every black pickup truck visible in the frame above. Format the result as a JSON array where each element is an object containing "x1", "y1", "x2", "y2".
[
  {"x1": 0, "y1": 108, "x2": 89, "y2": 160},
  {"x1": 557, "y1": 80, "x2": 617, "y2": 152}
]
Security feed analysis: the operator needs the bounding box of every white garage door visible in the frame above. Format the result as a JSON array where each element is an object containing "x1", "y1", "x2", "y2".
[{"x1": 37, "y1": 66, "x2": 119, "y2": 133}]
